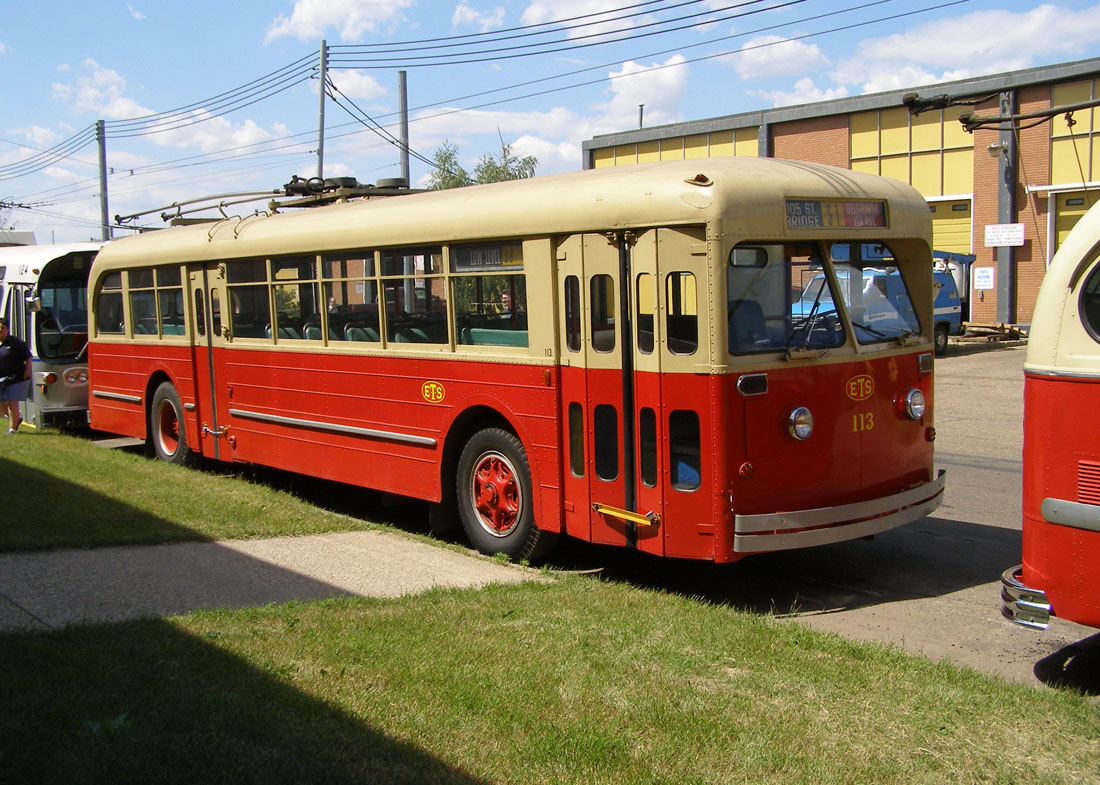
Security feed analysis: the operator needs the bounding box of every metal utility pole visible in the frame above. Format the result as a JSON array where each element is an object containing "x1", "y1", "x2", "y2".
[
  {"x1": 639, "y1": 104, "x2": 644, "y2": 129},
  {"x1": 398, "y1": 71, "x2": 410, "y2": 186},
  {"x1": 317, "y1": 39, "x2": 327, "y2": 179},
  {"x1": 96, "y1": 119, "x2": 110, "y2": 241}
]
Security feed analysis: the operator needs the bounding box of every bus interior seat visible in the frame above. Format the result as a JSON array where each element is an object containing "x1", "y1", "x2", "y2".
[
  {"x1": 728, "y1": 299, "x2": 769, "y2": 352},
  {"x1": 344, "y1": 324, "x2": 379, "y2": 342}
]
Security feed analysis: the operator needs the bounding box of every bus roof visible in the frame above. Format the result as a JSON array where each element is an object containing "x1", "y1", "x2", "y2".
[
  {"x1": 92, "y1": 158, "x2": 932, "y2": 271},
  {"x1": 0, "y1": 241, "x2": 104, "y2": 285},
  {"x1": 1027, "y1": 198, "x2": 1100, "y2": 375}
]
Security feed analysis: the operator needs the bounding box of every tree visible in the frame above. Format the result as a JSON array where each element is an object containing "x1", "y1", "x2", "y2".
[
  {"x1": 426, "y1": 137, "x2": 537, "y2": 190},
  {"x1": 425, "y1": 140, "x2": 472, "y2": 190}
]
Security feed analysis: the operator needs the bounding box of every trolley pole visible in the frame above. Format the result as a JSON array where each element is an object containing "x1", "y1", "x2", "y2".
[
  {"x1": 398, "y1": 70, "x2": 410, "y2": 187},
  {"x1": 96, "y1": 119, "x2": 110, "y2": 241},
  {"x1": 317, "y1": 39, "x2": 327, "y2": 179}
]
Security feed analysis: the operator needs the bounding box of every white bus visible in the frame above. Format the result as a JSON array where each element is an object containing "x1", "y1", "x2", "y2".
[{"x1": 0, "y1": 243, "x2": 102, "y2": 428}]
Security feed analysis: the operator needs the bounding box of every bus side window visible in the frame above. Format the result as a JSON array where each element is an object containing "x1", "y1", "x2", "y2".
[
  {"x1": 95, "y1": 272, "x2": 124, "y2": 335},
  {"x1": 194, "y1": 290, "x2": 205, "y2": 337},
  {"x1": 640, "y1": 407, "x2": 657, "y2": 487},
  {"x1": 564, "y1": 276, "x2": 581, "y2": 352},
  {"x1": 568, "y1": 402, "x2": 584, "y2": 477},
  {"x1": 1079, "y1": 262, "x2": 1100, "y2": 343},
  {"x1": 669, "y1": 410, "x2": 701, "y2": 491},
  {"x1": 591, "y1": 275, "x2": 615, "y2": 353},
  {"x1": 594, "y1": 403, "x2": 618, "y2": 481},
  {"x1": 666, "y1": 272, "x2": 698, "y2": 355},
  {"x1": 637, "y1": 273, "x2": 655, "y2": 354}
]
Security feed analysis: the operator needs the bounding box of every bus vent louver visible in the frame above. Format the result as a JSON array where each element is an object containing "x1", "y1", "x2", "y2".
[{"x1": 1077, "y1": 460, "x2": 1100, "y2": 505}]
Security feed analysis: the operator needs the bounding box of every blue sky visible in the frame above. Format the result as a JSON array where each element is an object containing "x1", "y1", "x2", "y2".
[{"x1": 2, "y1": 0, "x2": 1100, "y2": 242}]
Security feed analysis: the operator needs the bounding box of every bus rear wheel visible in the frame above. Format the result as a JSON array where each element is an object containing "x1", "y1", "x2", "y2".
[
  {"x1": 150, "y1": 381, "x2": 191, "y2": 465},
  {"x1": 456, "y1": 428, "x2": 556, "y2": 562}
]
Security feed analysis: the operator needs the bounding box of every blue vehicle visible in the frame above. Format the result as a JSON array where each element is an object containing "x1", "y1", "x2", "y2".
[{"x1": 793, "y1": 257, "x2": 962, "y2": 356}]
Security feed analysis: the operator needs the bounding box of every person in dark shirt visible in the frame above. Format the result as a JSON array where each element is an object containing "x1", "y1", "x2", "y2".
[{"x1": 0, "y1": 317, "x2": 32, "y2": 434}]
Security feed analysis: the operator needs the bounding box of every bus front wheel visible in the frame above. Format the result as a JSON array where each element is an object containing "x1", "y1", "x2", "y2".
[
  {"x1": 150, "y1": 382, "x2": 191, "y2": 465},
  {"x1": 456, "y1": 428, "x2": 556, "y2": 562}
]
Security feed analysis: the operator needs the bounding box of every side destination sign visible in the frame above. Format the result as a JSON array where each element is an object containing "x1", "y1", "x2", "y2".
[{"x1": 786, "y1": 199, "x2": 887, "y2": 229}]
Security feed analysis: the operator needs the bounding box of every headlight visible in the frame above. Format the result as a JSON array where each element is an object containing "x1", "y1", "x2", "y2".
[
  {"x1": 905, "y1": 389, "x2": 926, "y2": 420},
  {"x1": 788, "y1": 407, "x2": 814, "y2": 440}
]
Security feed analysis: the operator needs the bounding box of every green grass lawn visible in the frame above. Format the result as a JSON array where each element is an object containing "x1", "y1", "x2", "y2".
[
  {"x1": 0, "y1": 429, "x2": 379, "y2": 551},
  {"x1": 2, "y1": 428, "x2": 1098, "y2": 784}
]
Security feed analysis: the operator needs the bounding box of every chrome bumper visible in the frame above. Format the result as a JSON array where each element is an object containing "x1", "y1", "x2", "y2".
[
  {"x1": 733, "y1": 470, "x2": 945, "y2": 553},
  {"x1": 1000, "y1": 565, "x2": 1051, "y2": 630}
]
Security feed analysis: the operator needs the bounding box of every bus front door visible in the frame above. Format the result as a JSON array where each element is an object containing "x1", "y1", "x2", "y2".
[
  {"x1": 188, "y1": 264, "x2": 229, "y2": 461},
  {"x1": 557, "y1": 231, "x2": 667, "y2": 554}
]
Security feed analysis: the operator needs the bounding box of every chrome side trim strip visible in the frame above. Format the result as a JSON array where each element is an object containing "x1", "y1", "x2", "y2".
[
  {"x1": 227, "y1": 407, "x2": 437, "y2": 448},
  {"x1": 1041, "y1": 497, "x2": 1100, "y2": 533},
  {"x1": 91, "y1": 390, "x2": 142, "y2": 404},
  {"x1": 1024, "y1": 368, "x2": 1100, "y2": 380},
  {"x1": 1000, "y1": 565, "x2": 1051, "y2": 629}
]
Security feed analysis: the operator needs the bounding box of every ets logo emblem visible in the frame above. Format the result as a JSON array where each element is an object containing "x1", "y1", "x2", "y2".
[
  {"x1": 421, "y1": 381, "x2": 446, "y2": 403},
  {"x1": 846, "y1": 374, "x2": 874, "y2": 401}
]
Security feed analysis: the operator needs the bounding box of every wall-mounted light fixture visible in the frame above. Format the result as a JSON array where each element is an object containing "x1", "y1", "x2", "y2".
[{"x1": 987, "y1": 141, "x2": 1008, "y2": 157}]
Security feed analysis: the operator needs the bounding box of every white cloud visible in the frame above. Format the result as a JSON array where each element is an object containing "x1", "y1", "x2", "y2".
[
  {"x1": 0, "y1": 42, "x2": 7, "y2": 56},
  {"x1": 51, "y1": 59, "x2": 152, "y2": 120},
  {"x1": 752, "y1": 77, "x2": 848, "y2": 108},
  {"x1": 510, "y1": 134, "x2": 579, "y2": 173},
  {"x1": 328, "y1": 69, "x2": 387, "y2": 101},
  {"x1": 266, "y1": 0, "x2": 416, "y2": 43},
  {"x1": 833, "y1": 3, "x2": 1100, "y2": 94},
  {"x1": 12, "y1": 126, "x2": 64, "y2": 149},
  {"x1": 730, "y1": 36, "x2": 829, "y2": 80},
  {"x1": 521, "y1": 0, "x2": 648, "y2": 38},
  {"x1": 452, "y1": 3, "x2": 505, "y2": 32},
  {"x1": 598, "y1": 55, "x2": 688, "y2": 129},
  {"x1": 127, "y1": 4, "x2": 145, "y2": 20}
]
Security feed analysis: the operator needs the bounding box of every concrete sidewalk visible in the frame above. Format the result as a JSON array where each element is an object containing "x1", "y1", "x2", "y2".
[{"x1": 0, "y1": 530, "x2": 542, "y2": 632}]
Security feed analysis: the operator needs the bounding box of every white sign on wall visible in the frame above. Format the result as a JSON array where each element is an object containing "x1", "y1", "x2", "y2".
[
  {"x1": 984, "y1": 223, "x2": 1025, "y2": 247},
  {"x1": 973, "y1": 266, "x2": 996, "y2": 291}
]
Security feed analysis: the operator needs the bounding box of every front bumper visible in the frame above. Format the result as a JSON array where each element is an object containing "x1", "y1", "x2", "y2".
[
  {"x1": 733, "y1": 470, "x2": 945, "y2": 553},
  {"x1": 1000, "y1": 565, "x2": 1051, "y2": 630}
]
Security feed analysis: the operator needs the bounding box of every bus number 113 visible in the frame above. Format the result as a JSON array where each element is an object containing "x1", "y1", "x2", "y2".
[{"x1": 852, "y1": 412, "x2": 875, "y2": 432}]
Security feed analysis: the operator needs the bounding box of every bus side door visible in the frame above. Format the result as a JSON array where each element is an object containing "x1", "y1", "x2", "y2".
[
  {"x1": 557, "y1": 232, "x2": 632, "y2": 548},
  {"x1": 188, "y1": 263, "x2": 229, "y2": 461}
]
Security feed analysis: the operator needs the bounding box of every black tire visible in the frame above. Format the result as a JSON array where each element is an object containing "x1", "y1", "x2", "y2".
[
  {"x1": 934, "y1": 323, "x2": 949, "y2": 357},
  {"x1": 456, "y1": 427, "x2": 557, "y2": 562},
  {"x1": 149, "y1": 381, "x2": 191, "y2": 465}
]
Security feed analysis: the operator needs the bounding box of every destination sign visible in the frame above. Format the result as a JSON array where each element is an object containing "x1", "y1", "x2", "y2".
[{"x1": 786, "y1": 199, "x2": 887, "y2": 229}]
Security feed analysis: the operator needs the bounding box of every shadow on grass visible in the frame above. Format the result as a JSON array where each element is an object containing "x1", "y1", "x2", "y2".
[
  {"x1": 0, "y1": 618, "x2": 487, "y2": 785},
  {"x1": 0, "y1": 454, "x2": 209, "y2": 551}
]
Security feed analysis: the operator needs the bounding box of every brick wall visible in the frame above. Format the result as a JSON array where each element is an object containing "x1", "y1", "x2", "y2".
[{"x1": 771, "y1": 115, "x2": 850, "y2": 167}]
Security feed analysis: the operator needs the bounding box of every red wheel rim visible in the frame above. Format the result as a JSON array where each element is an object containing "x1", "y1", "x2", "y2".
[
  {"x1": 157, "y1": 401, "x2": 180, "y2": 456},
  {"x1": 469, "y1": 450, "x2": 521, "y2": 537}
]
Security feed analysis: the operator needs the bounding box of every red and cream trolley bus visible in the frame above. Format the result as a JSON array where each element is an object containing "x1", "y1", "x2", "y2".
[
  {"x1": 1002, "y1": 199, "x2": 1100, "y2": 630},
  {"x1": 88, "y1": 159, "x2": 944, "y2": 561}
]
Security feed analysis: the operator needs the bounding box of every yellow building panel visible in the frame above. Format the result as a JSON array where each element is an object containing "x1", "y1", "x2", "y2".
[
  {"x1": 931, "y1": 200, "x2": 972, "y2": 254},
  {"x1": 1052, "y1": 81, "x2": 1093, "y2": 137},
  {"x1": 660, "y1": 138, "x2": 684, "y2": 161},
  {"x1": 1051, "y1": 136, "x2": 1091, "y2": 184},
  {"x1": 592, "y1": 147, "x2": 615, "y2": 169},
  {"x1": 851, "y1": 158, "x2": 878, "y2": 176},
  {"x1": 734, "y1": 127, "x2": 758, "y2": 157},
  {"x1": 942, "y1": 148, "x2": 973, "y2": 194},
  {"x1": 910, "y1": 111, "x2": 941, "y2": 152},
  {"x1": 880, "y1": 153, "x2": 909, "y2": 183},
  {"x1": 638, "y1": 141, "x2": 660, "y2": 163},
  {"x1": 850, "y1": 111, "x2": 879, "y2": 158},
  {"x1": 684, "y1": 134, "x2": 709, "y2": 159},
  {"x1": 1056, "y1": 191, "x2": 1099, "y2": 248},
  {"x1": 614, "y1": 144, "x2": 637, "y2": 166},
  {"x1": 1093, "y1": 135, "x2": 1100, "y2": 181},
  {"x1": 880, "y1": 108, "x2": 910, "y2": 155},
  {"x1": 910, "y1": 151, "x2": 942, "y2": 196},
  {"x1": 942, "y1": 106, "x2": 971, "y2": 149},
  {"x1": 709, "y1": 131, "x2": 734, "y2": 157}
]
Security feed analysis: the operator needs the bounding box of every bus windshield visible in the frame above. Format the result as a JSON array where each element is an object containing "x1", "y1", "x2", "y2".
[
  {"x1": 728, "y1": 241, "x2": 919, "y2": 355},
  {"x1": 37, "y1": 279, "x2": 88, "y2": 361}
]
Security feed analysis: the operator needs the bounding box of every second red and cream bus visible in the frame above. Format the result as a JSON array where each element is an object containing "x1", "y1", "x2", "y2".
[
  {"x1": 1002, "y1": 198, "x2": 1100, "y2": 630},
  {"x1": 87, "y1": 158, "x2": 944, "y2": 562}
]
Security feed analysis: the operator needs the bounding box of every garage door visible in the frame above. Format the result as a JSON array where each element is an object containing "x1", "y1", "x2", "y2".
[
  {"x1": 929, "y1": 200, "x2": 972, "y2": 254},
  {"x1": 1055, "y1": 191, "x2": 1100, "y2": 250}
]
